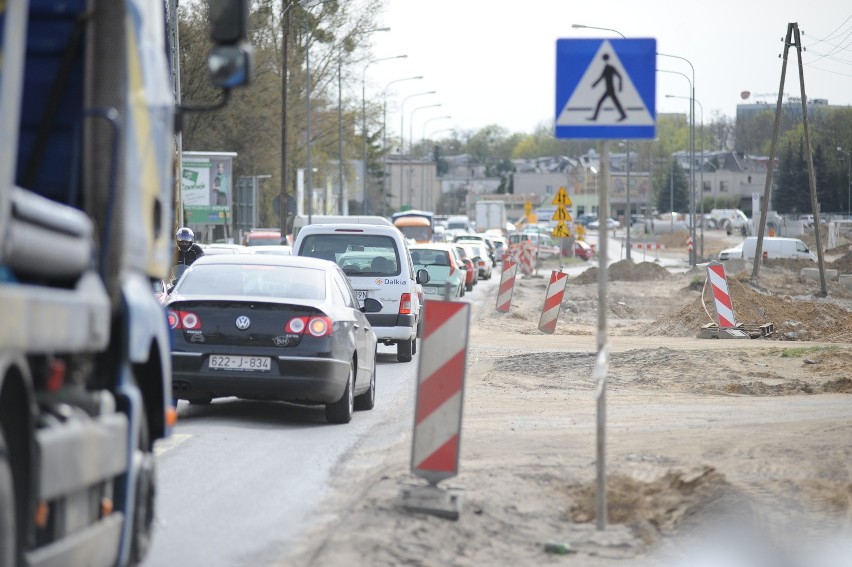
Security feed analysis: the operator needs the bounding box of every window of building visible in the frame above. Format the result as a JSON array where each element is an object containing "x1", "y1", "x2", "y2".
[
  {"x1": 703, "y1": 180, "x2": 711, "y2": 193},
  {"x1": 720, "y1": 181, "x2": 729, "y2": 193}
]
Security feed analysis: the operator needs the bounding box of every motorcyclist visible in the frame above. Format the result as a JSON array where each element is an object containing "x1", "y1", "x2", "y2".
[{"x1": 175, "y1": 227, "x2": 204, "y2": 266}]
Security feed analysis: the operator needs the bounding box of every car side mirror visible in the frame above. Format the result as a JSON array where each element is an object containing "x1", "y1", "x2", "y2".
[
  {"x1": 361, "y1": 297, "x2": 383, "y2": 313},
  {"x1": 416, "y1": 268, "x2": 430, "y2": 285}
]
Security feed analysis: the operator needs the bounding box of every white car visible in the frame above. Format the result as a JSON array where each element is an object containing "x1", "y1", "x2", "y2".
[
  {"x1": 293, "y1": 223, "x2": 430, "y2": 363},
  {"x1": 588, "y1": 218, "x2": 619, "y2": 230}
]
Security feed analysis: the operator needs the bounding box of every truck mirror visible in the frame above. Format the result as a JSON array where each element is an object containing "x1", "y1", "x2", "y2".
[
  {"x1": 208, "y1": 0, "x2": 249, "y2": 44},
  {"x1": 208, "y1": 44, "x2": 253, "y2": 90}
]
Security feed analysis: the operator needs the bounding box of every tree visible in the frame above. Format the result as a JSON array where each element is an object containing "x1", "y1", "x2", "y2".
[
  {"x1": 774, "y1": 141, "x2": 810, "y2": 214},
  {"x1": 656, "y1": 158, "x2": 689, "y2": 213}
]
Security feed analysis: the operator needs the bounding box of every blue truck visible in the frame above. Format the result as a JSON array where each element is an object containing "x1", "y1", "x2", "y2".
[{"x1": 0, "y1": 2, "x2": 251, "y2": 565}]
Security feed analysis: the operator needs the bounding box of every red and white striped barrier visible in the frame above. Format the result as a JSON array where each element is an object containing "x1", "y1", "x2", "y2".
[
  {"x1": 519, "y1": 241, "x2": 531, "y2": 275},
  {"x1": 630, "y1": 242, "x2": 665, "y2": 250},
  {"x1": 411, "y1": 300, "x2": 471, "y2": 484},
  {"x1": 706, "y1": 261, "x2": 737, "y2": 328},
  {"x1": 495, "y1": 261, "x2": 517, "y2": 313},
  {"x1": 538, "y1": 271, "x2": 568, "y2": 334}
]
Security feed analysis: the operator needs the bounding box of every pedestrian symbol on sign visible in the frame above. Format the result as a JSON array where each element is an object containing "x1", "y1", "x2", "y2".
[{"x1": 588, "y1": 54, "x2": 626, "y2": 122}]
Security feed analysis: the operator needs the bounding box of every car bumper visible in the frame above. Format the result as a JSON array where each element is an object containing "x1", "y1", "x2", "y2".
[
  {"x1": 366, "y1": 313, "x2": 416, "y2": 341},
  {"x1": 171, "y1": 352, "x2": 350, "y2": 403}
]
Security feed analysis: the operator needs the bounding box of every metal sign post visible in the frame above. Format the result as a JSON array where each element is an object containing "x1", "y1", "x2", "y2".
[{"x1": 555, "y1": 37, "x2": 656, "y2": 531}]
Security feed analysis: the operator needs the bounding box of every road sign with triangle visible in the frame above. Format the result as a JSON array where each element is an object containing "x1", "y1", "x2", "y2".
[
  {"x1": 555, "y1": 38, "x2": 656, "y2": 140},
  {"x1": 552, "y1": 208, "x2": 572, "y2": 222},
  {"x1": 551, "y1": 186, "x2": 572, "y2": 206},
  {"x1": 552, "y1": 221, "x2": 572, "y2": 238}
]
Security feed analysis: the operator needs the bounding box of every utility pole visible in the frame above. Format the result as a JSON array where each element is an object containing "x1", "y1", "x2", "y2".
[
  {"x1": 279, "y1": 5, "x2": 291, "y2": 235},
  {"x1": 752, "y1": 22, "x2": 827, "y2": 295}
]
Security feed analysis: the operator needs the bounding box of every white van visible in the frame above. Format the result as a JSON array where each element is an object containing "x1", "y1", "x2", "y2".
[
  {"x1": 719, "y1": 236, "x2": 816, "y2": 262},
  {"x1": 293, "y1": 224, "x2": 429, "y2": 362},
  {"x1": 291, "y1": 214, "x2": 392, "y2": 241}
]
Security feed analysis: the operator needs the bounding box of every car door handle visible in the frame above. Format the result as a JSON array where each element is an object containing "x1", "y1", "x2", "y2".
[{"x1": 354, "y1": 324, "x2": 360, "y2": 329}]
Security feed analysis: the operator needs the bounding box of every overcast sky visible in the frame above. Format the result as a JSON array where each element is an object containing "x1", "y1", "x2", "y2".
[{"x1": 361, "y1": 0, "x2": 852, "y2": 143}]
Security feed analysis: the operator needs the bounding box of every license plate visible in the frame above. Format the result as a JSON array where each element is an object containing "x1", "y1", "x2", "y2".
[
  {"x1": 424, "y1": 287, "x2": 438, "y2": 294},
  {"x1": 355, "y1": 290, "x2": 368, "y2": 300},
  {"x1": 209, "y1": 355, "x2": 271, "y2": 372}
]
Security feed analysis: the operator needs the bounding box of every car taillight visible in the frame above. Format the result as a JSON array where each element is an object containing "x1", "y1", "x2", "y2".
[
  {"x1": 168, "y1": 310, "x2": 201, "y2": 330},
  {"x1": 478, "y1": 259, "x2": 486, "y2": 267},
  {"x1": 399, "y1": 293, "x2": 412, "y2": 315},
  {"x1": 285, "y1": 316, "x2": 332, "y2": 337},
  {"x1": 307, "y1": 317, "x2": 331, "y2": 337}
]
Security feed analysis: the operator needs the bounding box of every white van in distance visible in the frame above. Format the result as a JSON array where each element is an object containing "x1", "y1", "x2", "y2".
[{"x1": 718, "y1": 236, "x2": 816, "y2": 262}]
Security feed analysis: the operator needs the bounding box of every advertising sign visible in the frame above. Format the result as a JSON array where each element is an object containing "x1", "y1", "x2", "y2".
[{"x1": 181, "y1": 152, "x2": 237, "y2": 226}]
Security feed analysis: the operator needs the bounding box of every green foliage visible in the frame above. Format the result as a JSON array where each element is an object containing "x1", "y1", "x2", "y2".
[
  {"x1": 656, "y1": 158, "x2": 690, "y2": 213},
  {"x1": 778, "y1": 346, "x2": 837, "y2": 358}
]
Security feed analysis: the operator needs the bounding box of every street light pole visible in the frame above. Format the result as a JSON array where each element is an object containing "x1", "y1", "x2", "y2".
[
  {"x1": 420, "y1": 117, "x2": 451, "y2": 210},
  {"x1": 399, "y1": 90, "x2": 436, "y2": 211},
  {"x1": 408, "y1": 104, "x2": 442, "y2": 206},
  {"x1": 658, "y1": 51, "x2": 696, "y2": 266},
  {"x1": 380, "y1": 76, "x2": 423, "y2": 216},
  {"x1": 362, "y1": 54, "x2": 407, "y2": 214},
  {"x1": 667, "y1": 94, "x2": 704, "y2": 259},
  {"x1": 838, "y1": 146, "x2": 851, "y2": 220},
  {"x1": 335, "y1": 27, "x2": 391, "y2": 215}
]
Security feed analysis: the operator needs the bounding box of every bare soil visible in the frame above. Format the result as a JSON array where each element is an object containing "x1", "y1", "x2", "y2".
[{"x1": 284, "y1": 230, "x2": 852, "y2": 567}]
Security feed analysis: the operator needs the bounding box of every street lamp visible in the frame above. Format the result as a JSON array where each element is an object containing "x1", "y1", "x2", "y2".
[
  {"x1": 399, "y1": 90, "x2": 436, "y2": 211},
  {"x1": 380, "y1": 76, "x2": 423, "y2": 216},
  {"x1": 362, "y1": 54, "x2": 407, "y2": 214},
  {"x1": 838, "y1": 146, "x2": 851, "y2": 220},
  {"x1": 336, "y1": 27, "x2": 390, "y2": 215},
  {"x1": 658, "y1": 51, "x2": 696, "y2": 266},
  {"x1": 406, "y1": 104, "x2": 442, "y2": 207},
  {"x1": 420, "y1": 117, "x2": 451, "y2": 210},
  {"x1": 667, "y1": 93, "x2": 705, "y2": 259},
  {"x1": 571, "y1": 23, "x2": 625, "y2": 38}
]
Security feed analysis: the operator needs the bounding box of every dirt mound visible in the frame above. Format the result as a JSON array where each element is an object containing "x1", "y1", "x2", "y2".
[
  {"x1": 762, "y1": 258, "x2": 818, "y2": 272},
  {"x1": 564, "y1": 466, "x2": 740, "y2": 541},
  {"x1": 828, "y1": 250, "x2": 852, "y2": 273},
  {"x1": 637, "y1": 276, "x2": 852, "y2": 341},
  {"x1": 574, "y1": 260, "x2": 673, "y2": 284}
]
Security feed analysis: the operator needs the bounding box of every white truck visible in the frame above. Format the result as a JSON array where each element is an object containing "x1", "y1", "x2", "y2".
[
  {"x1": 0, "y1": 3, "x2": 251, "y2": 566},
  {"x1": 475, "y1": 200, "x2": 507, "y2": 234},
  {"x1": 708, "y1": 208, "x2": 751, "y2": 235}
]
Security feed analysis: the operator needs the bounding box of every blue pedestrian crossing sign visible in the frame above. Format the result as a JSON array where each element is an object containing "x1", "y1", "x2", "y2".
[{"x1": 555, "y1": 38, "x2": 656, "y2": 140}]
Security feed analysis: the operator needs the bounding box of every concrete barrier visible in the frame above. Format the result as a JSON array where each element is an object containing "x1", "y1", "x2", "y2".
[
  {"x1": 839, "y1": 274, "x2": 852, "y2": 291},
  {"x1": 801, "y1": 267, "x2": 838, "y2": 281}
]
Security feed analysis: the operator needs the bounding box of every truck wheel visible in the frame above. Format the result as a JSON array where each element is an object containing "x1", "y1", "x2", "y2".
[
  {"x1": 0, "y1": 432, "x2": 16, "y2": 567},
  {"x1": 129, "y1": 411, "x2": 156, "y2": 565},
  {"x1": 397, "y1": 339, "x2": 413, "y2": 363}
]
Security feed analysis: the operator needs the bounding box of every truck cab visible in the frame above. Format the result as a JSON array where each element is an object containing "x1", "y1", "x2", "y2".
[{"x1": 0, "y1": 2, "x2": 251, "y2": 566}]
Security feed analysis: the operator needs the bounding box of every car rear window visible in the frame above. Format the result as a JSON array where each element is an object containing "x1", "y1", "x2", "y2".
[
  {"x1": 300, "y1": 234, "x2": 401, "y2": 276},
  {"x1": 177, "y1": 264, "x2": 325, "y2": 300},
  {"x1": 411, "y1": 249, "x2": 449, "y2": 266}
]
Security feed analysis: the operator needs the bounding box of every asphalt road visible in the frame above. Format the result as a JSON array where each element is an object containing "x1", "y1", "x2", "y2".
[{"x1": 141, "y1": 275, "x2": 498, "y2": 567}]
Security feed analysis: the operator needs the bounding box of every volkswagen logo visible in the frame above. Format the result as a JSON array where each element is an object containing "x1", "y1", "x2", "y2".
[{"x1": 235, "y1": 316, "x2": 251, "y2": 330}]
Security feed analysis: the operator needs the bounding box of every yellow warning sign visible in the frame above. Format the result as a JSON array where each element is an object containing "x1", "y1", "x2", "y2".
[
  {"x1": 551, "y1": 208, "x2": 573, "y2": 222},
  {"x1": 552, "y1": 187, "x2": 572, "y2": 206},
  {"x1": 574, "y1": 224, "x2": 586, "y2": 239},
  {"x1": 552, "y1": 221, "x2": 572, "y2": 238}
]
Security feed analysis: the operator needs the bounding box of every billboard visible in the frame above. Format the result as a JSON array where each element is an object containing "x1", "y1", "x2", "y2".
[{"x1": 181, "y1": 152, "x2": 237, "y2": 226}]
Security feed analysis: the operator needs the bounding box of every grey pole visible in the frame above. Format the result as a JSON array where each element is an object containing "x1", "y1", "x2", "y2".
[
  {"x1": 839, "y1": 147, "x2": 851, "y2": 220},
  {"x1": 658, "y1": 52, "x2": 696, "y2": 266},
  {"x1": 380, "y1": 76, "x2": 423, "y2": 216},
  {"x1": 362, "y1": 55, "x2": 407, "y2": 215}
]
